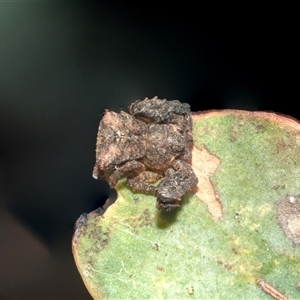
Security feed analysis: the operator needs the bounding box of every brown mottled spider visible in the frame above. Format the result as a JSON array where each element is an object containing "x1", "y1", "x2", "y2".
[{"x1": 92, "y1": 97, "x2": 198, "y2": 212}]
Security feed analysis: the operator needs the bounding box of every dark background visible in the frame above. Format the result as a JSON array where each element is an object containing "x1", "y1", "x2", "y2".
[{"x1": 0, "y1": 2, "x2": 297, "y2": 299}]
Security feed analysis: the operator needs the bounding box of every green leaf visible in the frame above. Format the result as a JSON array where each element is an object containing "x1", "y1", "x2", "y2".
[{"x1": 73, "y1": 110, "x2": 300, "y2": 299}]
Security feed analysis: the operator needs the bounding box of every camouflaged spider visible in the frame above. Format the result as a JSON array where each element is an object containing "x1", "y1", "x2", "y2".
[{"x1": 92, "y1": 97, "x2": 198, "y2": 212}]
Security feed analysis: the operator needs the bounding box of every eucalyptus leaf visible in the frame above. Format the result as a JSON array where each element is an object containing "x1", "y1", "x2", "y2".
[{"x1": 73, "y1": 110, "x2": 300, "y2": 299}]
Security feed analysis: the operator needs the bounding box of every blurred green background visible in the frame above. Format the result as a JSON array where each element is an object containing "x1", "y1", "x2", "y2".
[{"x1": 0, "y1": 2, "x2": 297, "y2": 299}]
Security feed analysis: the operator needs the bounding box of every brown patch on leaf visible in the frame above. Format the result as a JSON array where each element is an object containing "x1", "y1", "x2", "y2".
[
  {"x1": 229, "y1": 119, "x2": 245, "y2": 142},
  {"x1": 123, "y1": 209, "x2": 153, "y2": 234},
  {"x1": 89, "y1": 225, "x2": 110, "y2": 251},
  {"x1": 224, "y1": 263, "x2": 232, "y2": 270},
  {"x1": 229, "y1": 126, "x2": 238, "y2": 142},
  {"x1": 277, "y1": 195, "x2": 300, "y2": 245},
  {"x1": 72, "y1": 213, "x2": 88, "y2": 245},
  {"x1": 191, "y1": 146, "x2": 223, "y2": 219}
]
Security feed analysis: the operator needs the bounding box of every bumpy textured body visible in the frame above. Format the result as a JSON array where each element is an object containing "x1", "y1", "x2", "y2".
[{"x1": 93, "y1": 97, "x2": 198, "y2": 212}]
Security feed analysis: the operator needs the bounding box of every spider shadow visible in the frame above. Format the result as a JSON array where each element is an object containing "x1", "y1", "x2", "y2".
[{"x1": 155, "y1": 192, "x2": 193, "y2": 229}]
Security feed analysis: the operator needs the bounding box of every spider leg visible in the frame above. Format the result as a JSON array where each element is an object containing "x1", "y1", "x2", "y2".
[
  {"x1": 109, "y1": 160, "x2": 145, "y2": 187},
  {"x1": 156, "y1": 160, "x2": 198, "y2": 212},
  {"x1": 127, "y1": 171, "x2": 161, "y2": 194}
]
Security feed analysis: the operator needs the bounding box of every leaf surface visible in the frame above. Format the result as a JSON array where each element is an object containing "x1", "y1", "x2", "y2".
[{"x1": 73, "y1": 110, "x2": 300, "y2": 299}]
